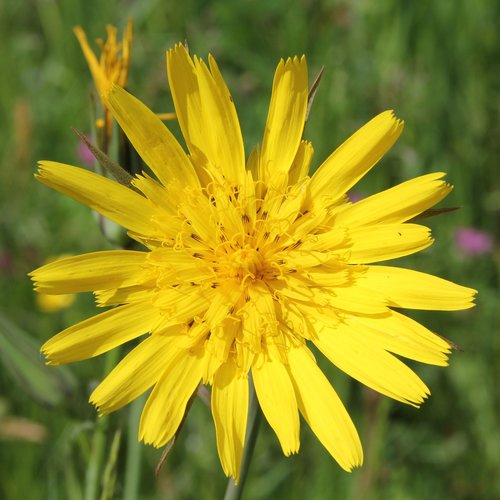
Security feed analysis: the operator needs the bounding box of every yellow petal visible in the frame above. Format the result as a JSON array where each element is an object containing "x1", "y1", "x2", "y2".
[
  {"x1": 241, "y1": 281, "x2": 279, "y2": 351},
  {"x1": 104, "y1": 84, "x2": 200, "y2": 189},
  {"x1": 166, "y1": 45, "x2": 246, "y2": 186},
  {"x1": 259, "y1": 56, "x2": 308, "y2": 187},
  {"x1": 309, "y1": 110, "x2": 403, "y2": 204},
  {"x1": 204, "y1": 285, "x2": 243, "y2": 329},
  {"x1": 212, "y1": 360, "x2": 249, "y2": 481},
  {"x1": 90, "y1": 333, "x2": 178, "y2": 414},
  {"x1": 73, "y1": 26, "x2": 111, "y2": 95},
  {"x1": 288, "y1": 140, "x2": 314, "y2": 185},
  {"x1": 41, "y1": 301, "x2": 161, "y2": 364},
  {"x1": 148, "y1": 248, "x2": 214, "y2": 285},
  {"x1": 153, "y1": 286, "x2": 215, "y2": 321},
  {"x1": 276, "y1": 276, "x2": 388, "y2": 315},
  {"x1": 95, "y1": 286, "x2": 154, "y2": 307},
  {"x1": 363, "y1": 265, "x2": 477, "y2": 310},
  {"x1": 246, "y1": 144, "x2": 260, "y2": 182},
  {"x1": 268, "y1": 178, "x2": 309, "y2": 237},
  {"x1": 327, "y1": 285, "x2": 389, "y2": 314},
  {"x1": 287, "y1": 344, "x2": 363, "y2": 471},
  {"x1": 31, "y1": 250, "x2": 149, "y2": 294},
  {"x1": 139, "y1": 348, "x2": 204, "y2": 447},
  {"x1": 314, "y1": 325, "x2": 430, "y2": 405},
  {"x1": 36, "y1": 162, "x2": 155, "y2": 236},
  {"x1": 178, "y1": 192, "x2": 219, "y2": 246},
  {"x1": 132, "y1": 173, "x2": 179, "y2": 215},
  {"x1": 301, "y1": 267, "x2": 350, "y2": 287},
  {"x1": 298, "y1": 227, "x2": 348, "y2": 252},
  {"x1": 252, "y1": 354, "x2": 300, "y2": 455},
  {"x1": 333, "y1": 173, "x2": 452, "y2": 227},
  {"x1": 348, "y1": 311, "x2": 451, "y2": 366},
  {"x1": 203, "y1": 319, "x2": 237, "y2": 384},
  {"x1": 151, "y1": 252, "x2": 205, "y2": 282},
  {"x1": 345, "y1": 223, "x2": 433, "y2": 263},
  {"x1": 272, "y1": 247, "x2": 334, "y2": 270},
  {"x1": 279, "y1": 299, "x2": 324, "y2": 340},
  {"x1": 208, "y1": 182, "x2": 246, "y2": 237},
  {"x1": 178, "y1": 286, "x2": 241, "y2": 351},
  {"x1": 278, "y1": 206, "x2": 330, "y2": 250},
  {"x1": 118, "y1": 18, "x2": 133, "y2": 88}
]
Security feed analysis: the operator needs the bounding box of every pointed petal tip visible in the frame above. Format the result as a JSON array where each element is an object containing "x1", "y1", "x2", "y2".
[
  {"x1": 378, "y1": 109, "x2": 404, "y2": 133},
  {"x1": 36, "y1": 160, "x2": 47, "y2": 171},
  {"x1": 283, "y1": 55, "x2": 307, "y2": 68},
  {"x1": 89, "y1": 400, "x2": 110, "y2": 417},
  {"x1": 349, "y1": 458, "x2": 364, "y2": 471},
  {"x1": 167, "y1": 42, "x2": 189, "y2": 59},
  {"x1": 138, "y1": 430, "x2": 157, "y2": 447},
  {"x1": 339, "y1": 447, "x2": 364, "y2": 472},
  {"x1": 43, "y1": 355, "x2": 60, "y2": 367},
  {"x1": 138, "y1": 427, "x2": 172, "y2": 449},
  {"x1": 283, "y1": 443, "x2": 301, "y2": 457},
  {"x1": 72, "y1": 26, "x2": 85, "y2": 41},
  {"x1": 452, "y1": 285, "x2": 478, "y2": 310},
  {"x1": 404, "y1": 386, "x2": 431, "y2": 408},
  {"x1": 40, "y1": 345, "x2": 58, "y2": 365}
]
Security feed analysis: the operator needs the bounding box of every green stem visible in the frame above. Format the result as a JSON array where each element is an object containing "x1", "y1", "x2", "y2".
[
  {"x1": 122, "y1": 394, "x2": 146, "y2": 500},
  {"x1": 357, "y1": 391, "x2": 391, "y2": 499},
  {"x1": 84, "y1": 350, "x2": 120, "y2": 500},
  {"x1": 223, "y1": 380, "x2": 261, "y2": 500}
]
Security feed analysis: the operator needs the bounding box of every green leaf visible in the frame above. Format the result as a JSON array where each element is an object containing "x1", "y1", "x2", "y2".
[{"x1": 0, "y1": 314, "x2": 76, "y2": 407}]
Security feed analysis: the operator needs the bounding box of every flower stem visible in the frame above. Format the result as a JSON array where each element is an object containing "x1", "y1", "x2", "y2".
[
  {"x1": 84, "y1": 350, "x2": 120, "y2": 500},
  {"x1": 223, "y1": 380, "x2": 261, "y2": 500},
  {"x1": 122, "y1": 394, "x2": 145, "y2": 500}
]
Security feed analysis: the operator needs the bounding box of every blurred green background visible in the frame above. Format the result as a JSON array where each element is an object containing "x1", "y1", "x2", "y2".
[{"x1": 1, "y1": 0, "x2": 499, "y2": 499}]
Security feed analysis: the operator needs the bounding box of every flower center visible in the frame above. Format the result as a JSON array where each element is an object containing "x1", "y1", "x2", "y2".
[{"x1": 225, "y1": 245, "x2": 264, "y2": 282}]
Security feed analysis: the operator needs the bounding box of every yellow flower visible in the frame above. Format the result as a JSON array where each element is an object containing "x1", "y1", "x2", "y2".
[
  {"x1": 74, "y1": 19, "x2": 133, "y2": 146},
  {"x1": 36, "y1": 255, "x2": 75, "y2": 312},
  {"x1": 31, "y1": 45, "x2": 476, "y2": 480},
  {"x1": 36, "y1": 293, "x2": 75, "y2": 313}
]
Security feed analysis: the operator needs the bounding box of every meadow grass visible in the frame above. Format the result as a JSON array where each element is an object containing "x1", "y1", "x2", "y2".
[{"x1": 0, "y1": 0, "x2": 498, "y2": 498}]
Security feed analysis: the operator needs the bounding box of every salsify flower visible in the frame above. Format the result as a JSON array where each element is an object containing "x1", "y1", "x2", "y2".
[
  {"x1": 31, "y1": 44, "x2": 476, "y2": 480},
  {"x1": 74, "y1": 19, "x2": 133, "y2": 146}
]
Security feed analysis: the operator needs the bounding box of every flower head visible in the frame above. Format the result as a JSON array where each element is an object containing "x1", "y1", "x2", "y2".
[
  {"x1": 31, "y1": 45, "x2": 476, "y2": 480},
  {"x1": 454, "y1": 226, "x2": 494, "y2": 257},
  {"x1": 74, "y1": 19, "x2": 133, "y2": 145}
]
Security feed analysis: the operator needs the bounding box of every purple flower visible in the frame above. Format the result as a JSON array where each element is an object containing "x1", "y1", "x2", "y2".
[
  {"x1": 77, "y1": 137, "x2": 94, "y2": 165},
  {"x1": 454, "y1": 227, "x2": 494, "y2": 257}
]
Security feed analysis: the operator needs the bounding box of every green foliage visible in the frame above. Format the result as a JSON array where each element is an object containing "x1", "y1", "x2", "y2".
[
  {"x1": 0, "y1": 314, "x2": 76, "y2": 407},
  {"x1": 0, "y1": 0, "x2": 498, "y2": 498}
]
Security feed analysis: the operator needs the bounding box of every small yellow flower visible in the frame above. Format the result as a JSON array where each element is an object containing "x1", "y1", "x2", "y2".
[
  {"x1": 31, "y1": 45, "x2": 476, "y2": 481},
  {"x1": 74, "y1": 19, "x2": 133, "y2": 146},
  {"x1": 35, "y1": 255, "x2": 75, "y2": 312},
  {"x1": 36, "y1": 293, "x2": 75, "y2": 313}
]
